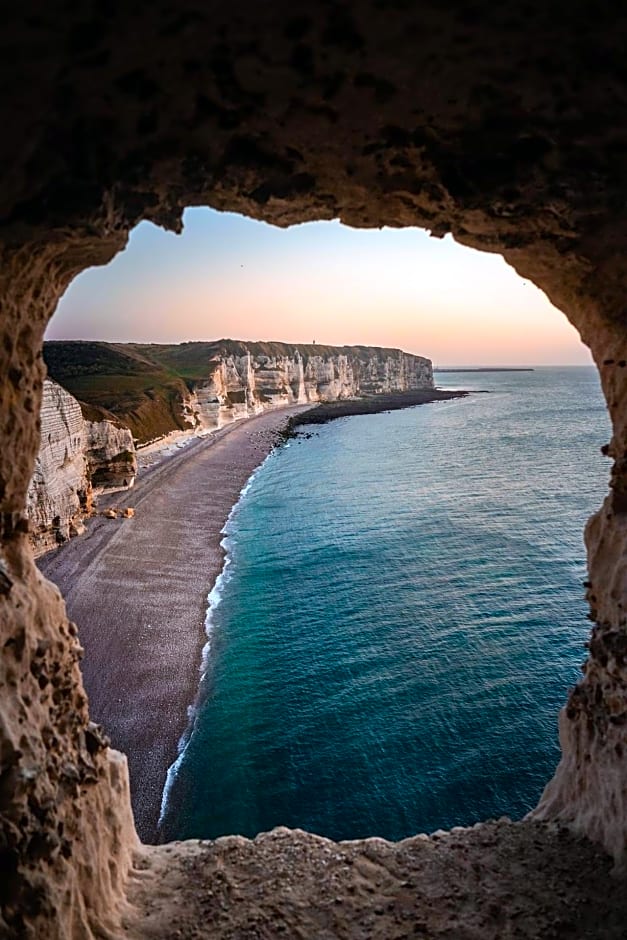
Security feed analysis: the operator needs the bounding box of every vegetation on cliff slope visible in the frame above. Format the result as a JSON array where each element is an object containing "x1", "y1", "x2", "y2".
[
  {"x1": 43, "y1": 342, "x2": 192, "y2": 443},
  {"x1": 44, "y1": 339, "x2": 431, "y2": 445}
]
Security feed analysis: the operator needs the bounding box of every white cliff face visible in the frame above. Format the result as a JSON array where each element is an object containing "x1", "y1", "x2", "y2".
[
  {"x1": 184, "y1": 347, "x2": 433, "y2": 430},
  {"x1": 27, "y1": 380, "x2": 136, "y2": 555},
  {"x1": 29, "y1": 346, "x2": 432, "y2": 548},
  {"x1": 85, "y1": 419, "x2": 136, "y2": 490},
  {"x1": 303, "y1": 354, "x2": 355, "y2": 400},
  {"x1": 27, "y1": 380, "x2": 91, "y2": 553}
]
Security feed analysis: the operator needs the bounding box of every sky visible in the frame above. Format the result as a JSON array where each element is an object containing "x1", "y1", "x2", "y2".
[{"x1": 49, "y1": 207, "x2": 592, "y2": 367}]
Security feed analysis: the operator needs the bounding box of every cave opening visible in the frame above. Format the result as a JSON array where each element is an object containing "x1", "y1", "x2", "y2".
[{"x1": 34, "y1": 207, "x2": 609, "y2": 848}]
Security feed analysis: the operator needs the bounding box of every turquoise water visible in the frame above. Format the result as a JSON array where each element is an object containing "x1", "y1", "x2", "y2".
[{"x1": 160, "y1": 367, "x2": 610, "y2": 842}]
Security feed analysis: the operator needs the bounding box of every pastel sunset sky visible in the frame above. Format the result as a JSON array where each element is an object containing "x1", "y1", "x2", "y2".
[{"x1": 50, "y1": 208, "x2": 592, "y2": 366}]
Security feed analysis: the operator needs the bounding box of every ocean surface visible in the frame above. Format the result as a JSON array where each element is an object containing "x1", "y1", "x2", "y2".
[{"x1": 160, "y1": 367, "x2": 610, "y2": 843}]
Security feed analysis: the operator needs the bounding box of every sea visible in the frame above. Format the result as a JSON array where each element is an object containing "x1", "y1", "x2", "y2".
[{"x1": 159, "y1": 366, "x2": 610, "y2": 843}]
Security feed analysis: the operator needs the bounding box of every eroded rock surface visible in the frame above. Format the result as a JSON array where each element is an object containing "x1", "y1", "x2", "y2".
[
  {"x1": 26, "y1": 380, "x2": 91, "y2": 554},
  {"x1": 127, "y1": 821, "x2": 627, "y2": 939},
  {"x1": 187, "y1": 342, "x2": 433, "y2": 429},
  {"x1": 85, "y1": 418, "x2": 136, "y2": 491},
  {"x1": 26, "y1": 379, "x2": 136, "y2": 555}
]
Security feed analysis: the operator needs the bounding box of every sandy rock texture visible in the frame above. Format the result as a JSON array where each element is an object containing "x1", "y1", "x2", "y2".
[
  {"x1": 2, "y1": 2, "x2": 627, "y2": 936},
  {"x1": 26, "y1": 380, "x2": 136, "y2": 555},
  {"x1": 126, "y1": 821, "x2": 627, "y2": 939}
]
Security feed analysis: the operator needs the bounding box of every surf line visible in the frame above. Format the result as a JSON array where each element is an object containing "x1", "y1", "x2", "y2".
[{"x1": 157, "y1": 445, "x2": 288, "y2": 830}]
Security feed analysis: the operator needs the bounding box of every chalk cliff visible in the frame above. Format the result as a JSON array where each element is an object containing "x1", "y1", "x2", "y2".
[
  {"x1": 184, "y1": 342, "x2": 433, "y2": 430},
  {"x1": 30, "y1": 343, "x2": 431, "y2": 552},
  {"x1": 44, "y1": 340, "x2": 434, "y2": 442},
  {"x1": 85, "y1": 419, "x2": 136, "y2": 489},
  {"x1": 26, "y1": 379, "x2": 136, "y2": 554}
]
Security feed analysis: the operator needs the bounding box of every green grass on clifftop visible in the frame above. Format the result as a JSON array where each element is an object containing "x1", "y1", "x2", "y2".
[
  {"x1": 44, "y1": 339, "x2": 430, "y2": 445},
  {"x1": 44, "y1": 342, "x2": 193, "y2": 443}
]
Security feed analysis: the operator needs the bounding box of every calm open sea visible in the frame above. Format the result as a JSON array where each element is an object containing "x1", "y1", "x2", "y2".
[{"x1": 160, "y1": 367, "x2": 610, "y2": 842}]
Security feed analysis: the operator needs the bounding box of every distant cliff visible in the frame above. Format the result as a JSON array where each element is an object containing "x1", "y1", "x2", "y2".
[
  {"x1": 27, "y1": 379, "x2": 136, "y2": 555},
  {"x1": 44, "y1": 340, "x2": 434, "y2": 444}
]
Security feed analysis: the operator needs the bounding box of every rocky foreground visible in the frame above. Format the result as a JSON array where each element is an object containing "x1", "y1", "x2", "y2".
[{"x1": 126, "y1": 820, "x2": 627, "y2": 939}]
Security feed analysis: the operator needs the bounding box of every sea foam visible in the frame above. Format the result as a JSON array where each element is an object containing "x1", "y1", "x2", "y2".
[
  {"x1": 159, "y1": 448, "x2": 281, "y2": 829},
  {"x1": 159, "y1": 368, "x2": 611, "y2": 843}
]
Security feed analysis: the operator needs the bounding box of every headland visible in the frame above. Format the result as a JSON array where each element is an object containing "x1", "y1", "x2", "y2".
[{"x1": 284, "y1": 388, "x2": 468, "y2": 428}]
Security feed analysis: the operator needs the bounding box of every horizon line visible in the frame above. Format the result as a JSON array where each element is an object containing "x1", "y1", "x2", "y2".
[{"x1": 42, "y1": 336, "x2": 592, "y2": 369}]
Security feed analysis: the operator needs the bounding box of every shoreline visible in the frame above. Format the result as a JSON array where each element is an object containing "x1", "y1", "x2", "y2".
[
  {"x1": 38, "y1": 404, "x2": 313, "y2": 842},
  {"x1": 158, "y1": 448, "x2": 274, "y2": 830},
  {"x1": 38, "y1": 389, "x2": 467, "y2": 843},
  {"x1": 283, "y1": 388, "x2": 468, "y2": 429}
]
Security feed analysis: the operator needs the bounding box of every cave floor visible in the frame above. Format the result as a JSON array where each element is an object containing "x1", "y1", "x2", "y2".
[{"x1": 123, "y1": 820, "x2": 627, "y2": 939}]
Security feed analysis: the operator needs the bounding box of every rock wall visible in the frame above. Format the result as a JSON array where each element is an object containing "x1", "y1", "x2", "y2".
[
  {"x1": 85, "y1": 419, "x2": 136, "y2": 490},
  {"x1": 530, "y1": 313, "x2": 627, "y2": 862},
  {"x1": 26, "y1": 380, "x2": 91, "y2": 554},
  {"x1": 186, "y1": 346, "x2": 433, "y2": 430},
  {"x1": 0, "y1": 239, "x2": 141, "y2": 940},
  {"x1": 42, "y1": 341, "x2": 434, "y2": 443},
  {"x1": 26, "y1": 380, "x2": 136, "y2": 555}
]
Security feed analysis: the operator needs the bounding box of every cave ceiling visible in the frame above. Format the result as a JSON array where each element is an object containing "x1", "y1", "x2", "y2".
[{"x1": 1, "y1": 2, "x2": 626, "y2": 330}]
